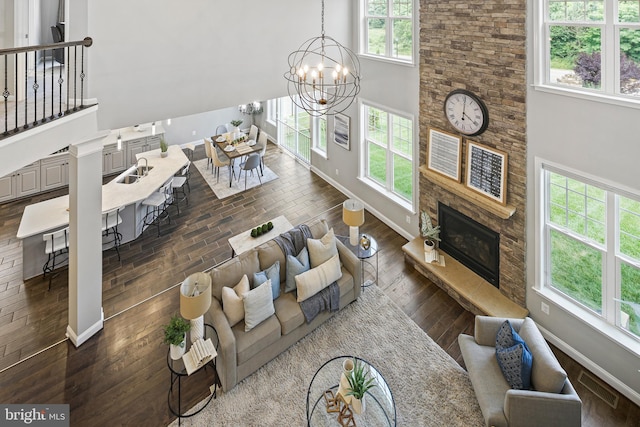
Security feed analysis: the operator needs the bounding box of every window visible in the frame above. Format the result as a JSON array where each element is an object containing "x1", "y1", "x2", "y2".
[
  {"x1": 361, "y1": 0, "x2": 414, "y2": 63},
  {"x1": 540, "y1": 0, "x2": 640, "y2": 100},
  {"x1": 360, "y1": 102, "x2": 414, "y2": 209},
  {"x1": 274, "y1": 97, "x2": 327, "y2": 163},
  {"x1": 541, "y1": 163, "x2": 640, "y2": 342},
  {"x1": 314, "y1": 115, "x2": 327, "y2": 156}
]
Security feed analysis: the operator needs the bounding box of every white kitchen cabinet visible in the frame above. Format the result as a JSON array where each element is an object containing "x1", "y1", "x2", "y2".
[
  {"x1": 147, "y1": 135, "x2": 161, "y2": 151},
  {"x1": 126, "y1": 138, "x2": 147, "y2": 166},
  {"x1": 16, "y1": 162, "x2": 41, "y2": 197},
  {"x1": 0, "y1": 175, "x2": 15, "y2": 202},
  {"x1": 41, "y1": 154, "x2": 69, "y2": 191},
  {"x1": 103, "y1": 144, "x2": 127, "y2": 175}
]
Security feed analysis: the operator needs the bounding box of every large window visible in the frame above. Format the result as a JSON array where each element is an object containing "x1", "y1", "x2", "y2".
[
  {"x1": 540, "y1": 0, "x2": 640, "y2": 100},
  {"x1": 273, "y1": 97, "x2": 327, "y2": 163},
  {"x1": 541, "y1": 163, "x2": 640, "y2": 342},
  {"x1": 361, "y1": 0, "x2": 414, "y2": 63},
  {"x1": 361, "y1": 102, "x2": 414, "y2": 209}
]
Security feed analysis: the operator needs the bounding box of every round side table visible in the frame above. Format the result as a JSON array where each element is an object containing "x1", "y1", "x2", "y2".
[{"x1": 337, "y1": 234, "x2": 379, "y2": 288}]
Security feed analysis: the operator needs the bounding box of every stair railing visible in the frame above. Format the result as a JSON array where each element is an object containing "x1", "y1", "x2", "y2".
[{"x1": 1, "y1": 37, "x2": 93, "y2": 140}]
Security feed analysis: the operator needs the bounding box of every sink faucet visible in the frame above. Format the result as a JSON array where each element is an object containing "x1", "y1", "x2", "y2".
[{"x1": 137, "y1": 157, "x2": 149, "y2": 175}]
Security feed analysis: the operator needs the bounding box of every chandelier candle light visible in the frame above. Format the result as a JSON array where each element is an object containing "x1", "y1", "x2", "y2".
[
  {"x1": 180, "y1": 272, "x2": 212, "y2": 343},
  {"x1": 284, "y1": 0, "x2": 361, "y2": 116}
]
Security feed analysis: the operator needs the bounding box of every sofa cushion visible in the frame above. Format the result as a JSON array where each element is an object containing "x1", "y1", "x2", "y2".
[
  {"x1": 519, "y1": 317, "x2": 567, "y2": 393},
  {"x1": 221, "y1": 274, "x2": 250, "y2": 327},
  {"x1": 296, "y1": 254, "x2": 342, "y2": 302},
  {"x1": 307, "y1": 228, "x2": 338, "y2": 268},
  {"x1": 274, "y1": 292, "x2": 305, "y2": 335},
  {"x1": 257, "y1": 239, "x2": 286, "y2": 284},
  {"x1": 285, "y1": 247, "x2": 310, "y2": 293},
  {"x1": 253, "y1": 260, "x2": 280, "y2": 300},
  {"x1": 495, "y1": 320, "x2": 533, "y2": 390},
  {"x1": 308, "y1": 218, "x2": 330, "y2": 239},
  {"x1": 242, "y1": 280, "x2": 275, "y2": 332},
  {"x1": 233, "y1": 314, "x2": 281, "y2": 365},
  {"x1": 210, "y1": 249, "x2": 260, "y2": 301}
]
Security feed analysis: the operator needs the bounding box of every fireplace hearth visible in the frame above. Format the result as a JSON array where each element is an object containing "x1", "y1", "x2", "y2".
[{"x1": 438, "y1": 203, "x2": 500, "y2": 287}]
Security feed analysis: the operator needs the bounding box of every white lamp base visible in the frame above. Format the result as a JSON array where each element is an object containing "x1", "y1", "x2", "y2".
[
  {"x1": 190, "y1": 316, "x2": 204, "y2": 343},
  {"x1": 349, "y1": 226, "x2": 359, "y2": 246}
]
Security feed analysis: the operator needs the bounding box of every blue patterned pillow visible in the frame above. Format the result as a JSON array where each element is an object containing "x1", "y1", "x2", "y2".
[
  {"x1": 253, "y1": 260, "x2": 280, "y2": 300},
  {"x1": 285, "y1": 247, "x2": 310, "y2": 293},
  {"x1": 495, "y1": 320, "x2": 533, "y2": 389}
]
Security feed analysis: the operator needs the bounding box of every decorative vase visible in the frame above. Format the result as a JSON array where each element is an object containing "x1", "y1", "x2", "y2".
[
  {"x1": 161, "y1": 151, "x2": 168, "y2": 158},
  {"x1": 169, "y1": 333, "x2": 186, "y2": 360},
  {"x1": 424, "y1": 239, "x2": 435, "y2": 253},
  {"x1": 359, "y1": 234, "x2": 371, "y2": 251},
  {"x1": 343, "y1": 358, "x2": 354, "y2": 378},
  {"x1": 351, "y1": 395, "x2": 365, "y2": 414}
]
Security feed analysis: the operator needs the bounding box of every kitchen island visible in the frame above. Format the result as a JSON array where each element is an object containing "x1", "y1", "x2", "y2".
[{"x1": 17, "y1": 145, "x2": 188, "y2": 280}]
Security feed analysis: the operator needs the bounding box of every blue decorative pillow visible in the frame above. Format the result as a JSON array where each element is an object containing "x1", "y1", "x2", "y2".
[
  {"x1": 285, "y1": 247, "x2": 310, "y2": 293},
  {"x1": 495, "y1": 320, "x2": 533, "y2": 390},
  {"x1": 253, "y1": 260, "x2": 280, "y2": 300}
]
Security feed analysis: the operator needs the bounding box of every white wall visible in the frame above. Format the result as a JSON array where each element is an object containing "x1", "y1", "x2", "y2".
[
  {"x1": 161, "y1": 106, "x2": 242, "y2": 146},
  {"x1": 526, "y1": 4, "x2": 640, "y2": 403}
]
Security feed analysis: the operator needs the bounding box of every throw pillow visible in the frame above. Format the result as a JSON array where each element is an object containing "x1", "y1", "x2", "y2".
[
  {"x1": 221, "y1": 274, "x2": 250, "y2": 327},
  {"x1": 285, "y1": 247, "x2": 310, "y2": 293},
  {"x1": 242, "y1": 279, "x2": 275, "y2": 332},
  {"x1": 307, "y1": 228, "x2": 338, "y2": 268},
  {"x1": 496, "y1": 343, "x2": 533, "y2": 390},
  {"x1": 295, "y1": 254, "x2": 342, "y2": 302},
  {"x1": 495, "y1": 320, "x2": 533, "y2": 390},
  {"x1": 253, "y1": 260, "x2": 280, "y2": 300}
]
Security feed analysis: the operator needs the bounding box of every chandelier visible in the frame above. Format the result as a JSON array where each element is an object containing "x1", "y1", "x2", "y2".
[{"x1": 284, "y1": 0, "x2": 361, "y2": 117}]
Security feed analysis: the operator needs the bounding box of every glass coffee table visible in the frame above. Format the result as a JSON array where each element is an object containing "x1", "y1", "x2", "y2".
[{"x1": 307, "y1": 356, "x2": 396, "y2": 426}]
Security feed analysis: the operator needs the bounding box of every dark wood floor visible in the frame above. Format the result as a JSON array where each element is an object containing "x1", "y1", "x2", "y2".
[{"x1": 0, "y1": 143, "x2": 638, "y2": 426}]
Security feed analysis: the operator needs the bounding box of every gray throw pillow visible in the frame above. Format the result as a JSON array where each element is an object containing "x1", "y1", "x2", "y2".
[
  {"x1": 253, "y1": 260, "x2": 280, "y2": 300},
  {"x1": 285, "y1": 247, "x2": 310, "y2": 293}
]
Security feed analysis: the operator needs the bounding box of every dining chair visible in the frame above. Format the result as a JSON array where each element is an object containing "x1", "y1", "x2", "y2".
[
  {"x1": 216, "y1": 124, "x2": 228, "y2": 135},
  {"x1": 204, "y1": 138, "x2": 213, "y2": 171},
  {"x1": 43, "y1": 226, "x2": 70, "y2": 290},
  {"x1": 211, "y1": 143, "x2": 232, "y2": 183},
  {"x1": 237, "y1": 153, "x2": 262, "y2": 190},
  {"x1": 248, "y1": 125, "x2": 258, "y2": 141},
  {"x1": 257, "y1": 131, "x2": 268, "y2": 175}
]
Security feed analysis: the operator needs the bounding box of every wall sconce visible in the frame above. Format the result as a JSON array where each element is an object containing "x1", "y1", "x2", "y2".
[
  {"x1": 117, "y1": 132, "x2": 122, "y2": 151},
  {"x1": 151, "y1": 122, "x2": 156, "y2": 136}
]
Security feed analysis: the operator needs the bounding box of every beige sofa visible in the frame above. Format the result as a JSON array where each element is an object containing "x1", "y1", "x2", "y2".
[
  {"x1": 206, "y1": 219, "x2": 361, "y2": 392},
  {"x1": 459, "y1": 316, "x2": 582, "y2": 427}
]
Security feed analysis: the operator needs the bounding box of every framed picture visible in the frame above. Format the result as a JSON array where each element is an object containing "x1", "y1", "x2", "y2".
[
  {"x1": 333, "y1": 114, "x2": 350, "y2": 151},
  {"x1": 427, "y1": 127, "x2": 462, "y2": 182},
  {"x1": 465, "y1": 141, "x2": 508, "y2": 204}
]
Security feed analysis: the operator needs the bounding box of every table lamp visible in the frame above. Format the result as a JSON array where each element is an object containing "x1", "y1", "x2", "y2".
[
  {"x1": 343, "y1": 199, "x2": 365, "y2": 246},
  {"x1": 180, "y1": 272, "x2": 212, "y2": 343}
]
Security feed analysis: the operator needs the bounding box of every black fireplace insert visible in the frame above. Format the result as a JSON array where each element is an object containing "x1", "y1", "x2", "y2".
[{"x1": 437, "y1": 203, "x2": 500, "y2": 287}]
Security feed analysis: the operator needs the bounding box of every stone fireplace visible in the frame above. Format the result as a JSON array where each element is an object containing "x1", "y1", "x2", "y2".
[{"x1": 438, "y1": 203, "x2": 500, "y2": 288}]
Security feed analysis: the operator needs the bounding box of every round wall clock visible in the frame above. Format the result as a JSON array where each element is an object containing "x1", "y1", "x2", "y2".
[{"x1": 444, "y1": 89, "x2": 489, "y2": 136}]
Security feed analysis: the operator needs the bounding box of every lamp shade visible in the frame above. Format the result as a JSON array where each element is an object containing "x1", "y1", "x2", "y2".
[
  {"x1": 180, "y1": 272, "x2": 212, "y2": 320},
  {"x1": 343, "y1": 199, "x2": 365, "y2": 227}
]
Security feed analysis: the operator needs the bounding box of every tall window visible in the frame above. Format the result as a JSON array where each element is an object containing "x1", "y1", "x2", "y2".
[
  {"x1": 314, "y1": 115, "x2": 328, "y2": 156},
  {"x1": 361, "y1": 102, "x2": 414, "y2": 209},
  {"x1": 541, "y1": 163, "x2": 640, "y2": 341},
  {"x1": 540, "y1": 0, "x2": 640, "y2": 99},
  {"x1": 274, "y1": 97, "x2": 327, "y2": 163},
  {"x1": 362, "y1": 0, "x2": 414, "y2": 63}
]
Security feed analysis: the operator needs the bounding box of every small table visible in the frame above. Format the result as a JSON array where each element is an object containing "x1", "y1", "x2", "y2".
[
  {"x1": 227, "y1": 215, "x2": 293, "y2": 256},
  {"x1": 337, "y1": 234, "x2": 379, "y2": 288},
  {"x1": 167, "y1": 324, "x2": 220, "y2": 425},
  {"x1": 306, "y1": 356, "x2": 396, "y2": 426},
  {"x1": 213, "y1": 135, "x2": 264, "y2": 187}
]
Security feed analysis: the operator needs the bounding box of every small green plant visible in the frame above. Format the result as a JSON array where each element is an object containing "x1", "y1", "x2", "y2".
[
  {"x1": 160, "y1": 137, "x2": 168, "y2": 152},
  {"x1": 162, "y1": 315, "x2": 190, "y2": 346},
  {"x1": 346, "y1": 360, "x2": 376, "y2": 400},
  {"x1": 420, "y1": 210, "x2": 441, "y2": 242},
  {"x1": 230, "y1": 119, "x2": 243, "y2": 128}
]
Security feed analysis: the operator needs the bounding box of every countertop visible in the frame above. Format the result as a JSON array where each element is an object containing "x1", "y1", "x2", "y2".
[{"x1": 17, "y1": 145, "x2": 187, "y2": 239}]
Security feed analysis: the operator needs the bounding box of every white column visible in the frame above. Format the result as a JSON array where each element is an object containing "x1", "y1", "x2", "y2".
[{"x1": 66, "y1": 132, "x2": 108, "y2": 347}]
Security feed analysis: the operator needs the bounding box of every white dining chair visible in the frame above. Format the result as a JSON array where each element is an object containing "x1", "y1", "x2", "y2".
[{"x1": 257, "y1": 131, "x2": 268, "y2": 175}]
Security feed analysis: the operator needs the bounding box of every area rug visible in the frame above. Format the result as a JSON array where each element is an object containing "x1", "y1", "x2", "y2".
[
  {"x1": 193, "y1": 158, "x2": 278, "y2": 199},
  {"x1": 169, "y1": 286, "x2": 484, "y2": 426}
]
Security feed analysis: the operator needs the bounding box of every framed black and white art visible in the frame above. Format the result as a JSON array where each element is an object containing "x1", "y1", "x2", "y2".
[
  {"x1": 465, "y1": 141, "x2": 508, "y2": 205},
  {"x1": 333, "y1": 114, "x2": 350, "y2": 151},
  {"x1": 426, "y1": 127, "x2": 462, "y2": 182}
]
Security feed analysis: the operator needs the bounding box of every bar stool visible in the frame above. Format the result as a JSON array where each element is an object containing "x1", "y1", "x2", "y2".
[
  {"x1": 101, "y1": 206, "x2": 123, "y2": 260},
  {"x1": 172, "y1": 162, "x2": 190, "y2": 216},
  {"x1": 42, "y1": 227, "x2": 70, "y2": 290},
  {"x1": 142, "y1": 179, "x2": 173, "y2": 237}
]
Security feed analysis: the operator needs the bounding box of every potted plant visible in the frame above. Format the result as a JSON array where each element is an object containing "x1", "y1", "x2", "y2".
[
  {"x1": 420, "y1": 210, "x2": 441, "y2": 253},
  {"x1": 346, "y1": 360, "x2": 376, "y2": 414},
  {"x1": 160, "y1": 137, "x2": 168, "y2": 158},
  {"x1": 163, "y1": 314, "x2": 191, "y2": 360}
]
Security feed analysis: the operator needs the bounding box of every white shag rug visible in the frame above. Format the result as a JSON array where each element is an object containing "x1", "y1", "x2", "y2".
[
  {"x1": 169, "y1": 286, "x2": 483, "y2": 426},
  {"x1": 193, "y1": 158, "x2": 278, "y2": 199}
]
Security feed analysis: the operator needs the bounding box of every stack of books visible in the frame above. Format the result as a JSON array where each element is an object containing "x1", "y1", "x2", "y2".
[{"x1": 183, "y1": 338, "x2": 217, "y2": 375}]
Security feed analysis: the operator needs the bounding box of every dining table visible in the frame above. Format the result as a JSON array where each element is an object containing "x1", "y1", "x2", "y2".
[{"x1": 213, "y1": 134, "x2": 264, "y2": 187}]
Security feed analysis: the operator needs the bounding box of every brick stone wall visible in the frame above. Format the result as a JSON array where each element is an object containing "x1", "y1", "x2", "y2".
[{"x1": 419, "y1": 0, "x2": 527, "y2": 306}]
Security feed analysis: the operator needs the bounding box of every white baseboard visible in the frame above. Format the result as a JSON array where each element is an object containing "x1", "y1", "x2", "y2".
[
  {"x1": 66, "y1": 308, "x2": 104, "y2": 347},
  {"x1": 310, "y1": 166, "x2": 413, "y2": 241},
  {"x1": 537, "y1": 323, "x2": 640, "y2": 407}
]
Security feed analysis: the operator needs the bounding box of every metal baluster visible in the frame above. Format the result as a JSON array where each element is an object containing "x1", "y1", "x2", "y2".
[
  {"x1": 42, "y1": 51, "x2": 47, "y2": 123},
  {"x1": 23, "y1": 52, "x2": 28, "y2": 129},
  {"x1": 50, "y1": 49, "x2": 55, "y2": 120},
  {"x1": 32, "y1": 50, "x2": 39, "y2": 127},
  {"x1": 80, "y1": 45, "x2": 85, "y2": 109},
  {"x1": 3, "y1": 55, "x2": 8, "y2": 136},
  {"x1": 72, "y1": 45, "x2": 77, "y2": 111},
  {"x1": 65, "y1": 46, "x2": 70, "y2": 114},
  {"x1": 58, "y1": 53, "x2": 63, "y2": 117},
  {"x1": 14, "y1": 53, "x2": 18, "y2": 133}
]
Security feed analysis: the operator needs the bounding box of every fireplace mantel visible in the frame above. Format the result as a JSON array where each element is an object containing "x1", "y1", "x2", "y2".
[{"x1": 420, "y1": 166, "x2": 516, "y2": 219}]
